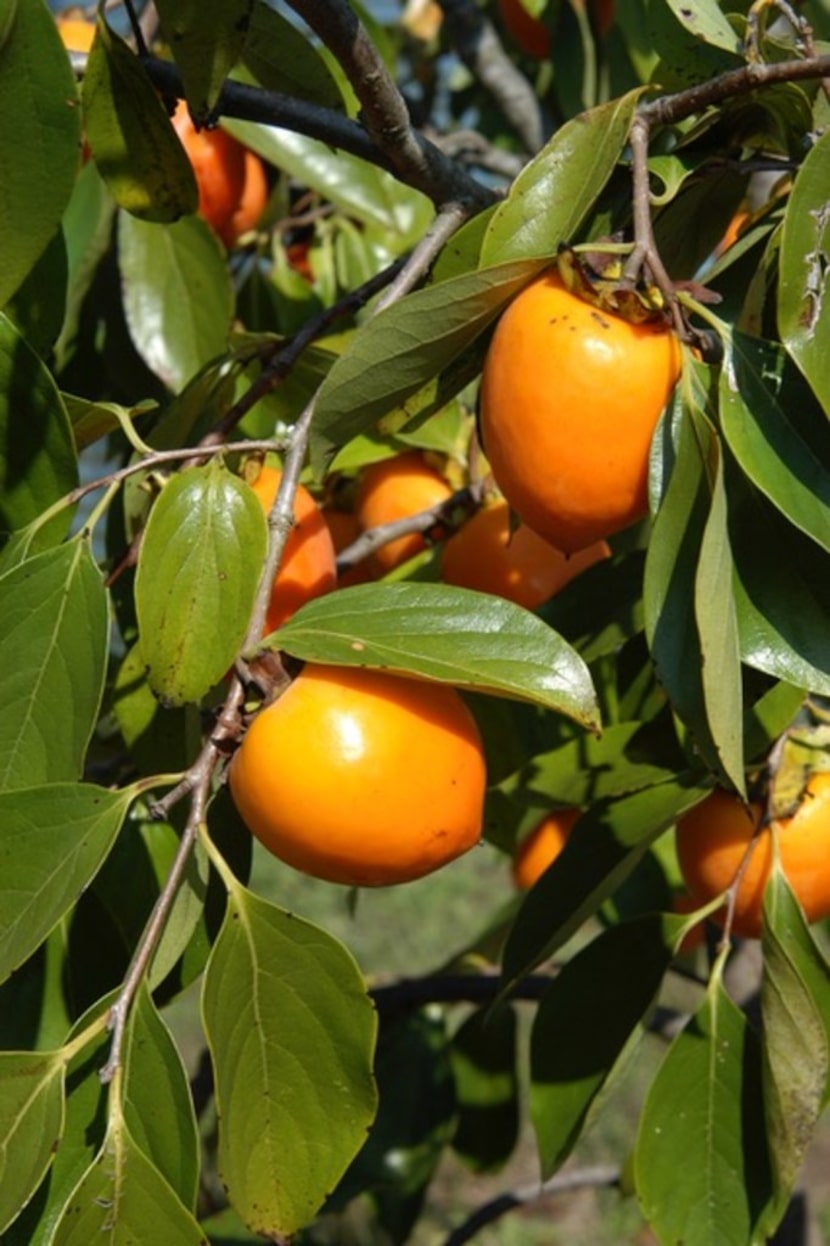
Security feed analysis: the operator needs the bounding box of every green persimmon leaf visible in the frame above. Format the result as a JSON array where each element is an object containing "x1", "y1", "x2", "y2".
[
  {"x1": 0, "y1": 538, "x2": 108, "y2": 790},
  {"x1": 757, "y1": 867, "x2": 828, "y2": 1238},
  {"x1": 480, "y1": 89, "x2": 643, "y2": 265},
  {"x1": 311, "y1": 258, "x2": 547, "y2": 467},
  {"x1": 121, "y1": 988, "x2": 200, "y2": 1210},
  {"x1": 662, "y1": 0, "x2": 743, "y2": 53},
  {"x1": 0, "y1": 0, "x2": 79, "y2": 305},
  {"x1": 720, "y1": 331, "x2": 830, "y2": 554},
  {"x1": 224, "y1": 120, "x2": 432, "y2": 240},
  {"x1": 635, "y1": 968, "x2": 773, "y2": 1246},
  {"x1": 202, "y1": 884, "x2": 378, "y2": 1238},
  {"x1": 0, "y1": 1050, "x2": 65, "y2": 1235},
  {"x1": 272, "y1": 581, "x2": 600, "y2": 729},
  {"x1": 83, "y1": 20, "x2": 198, "y2": 223},
  {"x1": 50, "y1": 1114, "x2": 206, "y2": 1245},
  {"x1": 778, "y1": 126, "x2": 830, "y2": 413},
  {"x1": 156, "y1": 0, "x2": 254, "y2": 121},
  {"x1": 1, "y1": 1006, "x2": 111, "y2": 1246},
  {"x1": 135, "y1": 459, "x2": 267, "y2": 706},
  {"x1": 0, "y1": 313, "x2": 77, "y2": 550},
  {"x1": 0, "y1": 784, "x2": 131, "y2": 985},
  {"x1": 728, "y1": 466, "x2": 830, "y2": 696},
  {"x1": 531, "y1": 915, "x2": 678, "y2": 1177},
  {"x1": 118, "y1": 212, "x2": 233, "y2": 392},
  {"x1": 238, "y1": 1, "x2": 343, "y2": 111},
  {"x1": 500, "y1": 777, "x2": 711, "y2": 991},
  {"x1": 4, "y1": 230, "x2": 68, "y2": 359},
  {"x1": 646, "y1": 397, "x2": 743, "y2": 789}
]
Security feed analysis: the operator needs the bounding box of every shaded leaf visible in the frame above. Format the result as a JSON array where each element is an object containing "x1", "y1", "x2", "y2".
[
  {"x1": 119, "y1": 213, "x2": 233, "y2": 392},
  {"x1": 480, "y1": 90, "x2": 643, "y2": 265},
  {"x1": 0, "y1": 0, "x2": 79, "y2": 304},
  {"x1": 635, "y1": 968, "x2": 772, "y2": 1246},
  {"x1": 135, "y1": 460, "x2": 267, "y2": 706},
  {"x1": 720, "y1": 331, "x2": 830, "y2": 554},
  {"x1": 778, "y1": 126, "x2": 830, "y2": 413},
  {"x1": 757, "y1": 868, "x2": 830, "y2": 1237},
  {"x1": 272, "y1": 582, "x2": 600, "y2": 729},
  {"x1": 0, "y1": 1050, "x2": 64, "y2": 1234},
  {"x1": 4, "y1": 231, "x2": 68, "y2": 359},
  {"x1": 0, "y1": 314, "x2": 77, "y2": 551},
  {"x1": 310, "y1": 259, "x2": 547, "y2": 466},
  {"x1": 451, "y1": 1004, "x2": 519, "y2": 1174},
  {"x1": 0, "y1": 784, "x2": 130, "y2": 986},
  {"x1": 156, "y1": 0, "x2": 254, "y2": 121},
  {"x1": 83, "y1": 22, "x2": 198, "y2": 223},
  {"x1": 500, "y1": 777, "x2": 711, "y2": 991},
  {"x1": 531, "y1": 915, "x2": 678, "y2": 1177},
  {"x1": 0, "y1": 539, "x2": 108, "y2": 790},
  {"x1": 201, "y1": 883, "x2": 378, "y2": 1239},
  {"x1": 238, "y1": 2, "x2": 343, "y2": 111}
]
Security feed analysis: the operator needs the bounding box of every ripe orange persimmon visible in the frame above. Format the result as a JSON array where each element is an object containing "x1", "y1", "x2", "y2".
[
  {"x1": 512, "y1": 808, "x2": 579, "y2": 889},
  {"x1": 229, "y1": 664, "x2": 487, "y2": 886},
  {"x1": 676, "y1": 773, "x2": 830, "y2": 939},
  {"x1": 479, "y1": 271, "x2": 682, "y2": 553},
  {"x1": 497, "y1": 0, "x2": 550, "y2": 58},
  {"x1": 354, "y1": 452, "x2": 453, "y2": 575},
  {"x1": 171, "y1": 102, "x2": 267, "y2": 247},
  {"x1": 246, "y1": 465, "x2": 337, "y2": 634},
  {"x1": 442, "y1": 498, "x2": 609, "y2": 609}
]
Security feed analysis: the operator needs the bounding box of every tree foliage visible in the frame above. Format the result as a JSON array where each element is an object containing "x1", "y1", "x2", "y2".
[{"x1": 1, "y1": 0, "x2": 830, "y2": 1242}]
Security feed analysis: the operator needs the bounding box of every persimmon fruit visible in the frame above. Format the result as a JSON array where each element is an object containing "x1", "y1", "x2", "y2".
[
  {"x1": 323, "y1": 507, "x2": 372, "y2": 586},
  {"x1": 512, "y1": 808, "x2": 579, "y2": 889},
  {"x1": 56, "y1": 13, "x2": 95, "y2": 51},
  {"x1": 246, "y1": 465, "x2": 337, "y2": 634},
  {"x1": 497, "y1": 0, "x2": 550, "y2": 58},
  {"x1": 479, "y1": 271, "x2": 682, "y2": 553},
  {"x1": 229, "y1": 664, "x2": 487, "y2": 886},
  {"x1": 354, "y1": 452, "x2": 453, "y2": 575},
  {"x1": 171, "y1": 102, "x2": 268, "y2": 247},
  {"x1": 441, "y1": 498, "x2": 609, "y2": 609},
  {"x1": 675, "y1": 773, "x2": 830, "y2": 938}
]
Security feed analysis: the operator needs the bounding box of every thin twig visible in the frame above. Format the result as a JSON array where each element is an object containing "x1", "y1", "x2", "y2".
[
  {"x1": 372, "y1": 203, "x2": 472, "y2": 314},
  {"x1": 642, "y1": 53, "x2": 830, "y2": 128},
  {"x1": 336, "y1": 484, "x2": 479, "y2": 572},
  {"x1": 443, "y1": 1166, "x2": 620, "y2": 1245}
]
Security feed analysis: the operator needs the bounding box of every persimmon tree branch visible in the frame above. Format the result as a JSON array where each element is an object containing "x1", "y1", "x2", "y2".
[
  {"x1": 642, "y1": 52, "x2": 830, "y2": 127},
  {"x1": 438, "y1": 0, "x2": 545, "y2": 153},
  {"x1": 336, "y1": 483, "x2": 480, "y2": 573}
]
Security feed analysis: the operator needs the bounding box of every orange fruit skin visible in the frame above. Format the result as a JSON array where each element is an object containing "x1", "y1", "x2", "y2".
[
  {"x1": 675, "y1": 773, "x2": 830, "y2": 939},
  {"x1": 56, "y1": 15, "x2": 95, "y2": 51},
  {"x1": 247, "y1": 467, "x2": 337, "y2": 634},
  {"x1": 355, "y1": 452, "x2": 453, "y2": 575},
  {"x1": 480, "y1": 272, "x2": 682, "y2": 553},
  {"x1": 497, "y1": 0, "x2": 550, "y2": 58},
  {"x1": 171, "y1": 102, "x2": 247, "y2": 245},
  {"x1": 441, "y1": 498, "x2": 609, "y2": 609},
  {"x1": 226, "y1": 149, "x2": 269, "y2": 246},
  {"x1": 512, "y1": 808, "x2": 579, "y2": 890},
  {"x1": 229, "y1": 664, "x2": 487, "y2": 886}
]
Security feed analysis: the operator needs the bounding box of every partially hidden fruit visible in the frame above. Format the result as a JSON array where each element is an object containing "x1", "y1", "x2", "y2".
[
  {"x1": 512, "y1": 808, "x2": 579, "y2": 889},
  {"x1": 230, "y1": 664, "x2": 487, "y2": 886},
  {"x1": 355, "y1": 452, "x2": 453, "y2": 575},
  {"x1": 441, "y1": 498, "x2": 609, "y2": 609},
  {"x1": 497, "y1": 0, "x2": 550, "y2": 58},
  {"x1": 480, "y1": 270, "x2": 682, "y2": 553},
  {"x1": 247, "y1": 466, "x2": 337, "y2": 634},
  {"x1": 171, "y1": 102, "x2": 267, "y2": 247},
  {"x1": 675, "y1": 773, "x2": 830, "y2": 939},
  {"x1": 56, "y1": 13, "x2": 96, "y2": 51}
]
